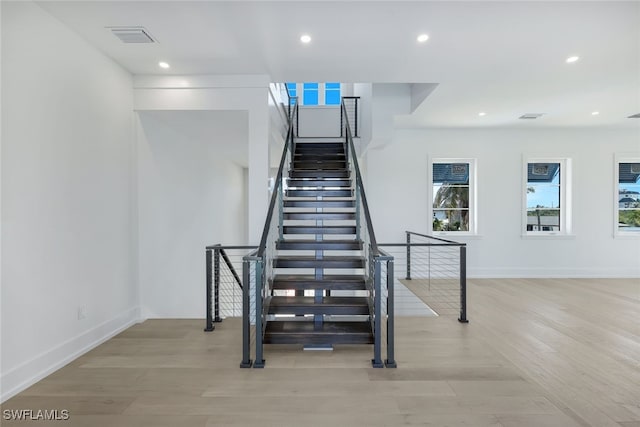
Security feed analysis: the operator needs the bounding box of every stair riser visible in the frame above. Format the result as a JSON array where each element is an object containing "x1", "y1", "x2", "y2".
[
  {"x1": 274, "y1": 260, "x2": 365, "y2": 269},
  {"x1": 282, "y1": 213, "x2": 355, "y2": 220},
  {"x1": 289, "y1": 171, "x2": 350, "y2": 179},
  {"x1": 283, "y1": 227, "x2": 356, "y2": 235},
  {"x1": 271, "y1": 282, "x2": 366, "y2": 291},
  {"x1": 286, "y1": 190, "x2": 352, "y2": 197},
  {"x1": 284, "y1": 200, "x2": 355, "y2": 208},
  {"x1": 263, "y1": 334, "x2": 373, "y2": 345},
  {"x1": 293, "y1": 163, "x2": 347, "y2": 170},
  {"x1": 287, "y1": 180, "x2": 351, "y2": 187},
  {"x1": 269, "y1": 306, "x2": 369, "y2": 315},
  {"x1": 276, "y1": 241, "x2": 362, "y2": 250}
]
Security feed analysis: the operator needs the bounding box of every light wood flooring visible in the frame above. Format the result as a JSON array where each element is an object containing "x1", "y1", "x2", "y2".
[{"x1": 2, "y1": 278, "x2": 639, "y2": 426}]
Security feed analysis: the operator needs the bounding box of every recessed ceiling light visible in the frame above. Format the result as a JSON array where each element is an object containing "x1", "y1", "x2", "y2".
[
  {"x1": 300, "y1": 34, "x2": 311, "y2": 44},
  {"x1": 417, "y1": 34, "x2": 429, "y2": 43},
  {"x1": 478, "y1": 112, "x2": 486, "y2": 117},
  {"x1": 566, "y1": 56, "x2": 579, "y2": 64},
  {"x1": 158, "y1": 61, "x2": 170, "y2": 69},
  {"x1": 519, "y1": 113, "x2": 544, "y2": 119},
  {"x1": 591, "y1": 111, "x2": 600, "y2": 116}
]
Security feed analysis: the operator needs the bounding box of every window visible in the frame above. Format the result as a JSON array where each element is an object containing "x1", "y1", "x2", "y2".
[
  {"x1": 615, "y1": 158, "x2": 640, "y2": 235},
  {"x1": 303, "y1": 83, "x2": 319, "y2": 106},
  {"x1": 286, "y1": 82, "x2": 297, "y2": 104},
  {"x1": 325, "y1": 83, "x2": 341, "y2": 105},
  {"x1": 523, "y1": 158, "x2": 571, "y2": 235},
  {"x1": 431, "y1": 159, "x2": 476, "y2": 233}
]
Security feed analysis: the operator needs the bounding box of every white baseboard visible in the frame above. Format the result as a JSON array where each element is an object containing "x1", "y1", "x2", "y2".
[
  {"x1": 468, "y1": 267, "x2": 640, "y2": 278},
  {"x1": 0, "y1": 306, "x2": 141, "y2": 403}
]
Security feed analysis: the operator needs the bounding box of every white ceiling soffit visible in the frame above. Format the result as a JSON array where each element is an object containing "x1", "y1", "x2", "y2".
[{"x1": 34, "y1": 1, "x2": 640, "y2": 129}]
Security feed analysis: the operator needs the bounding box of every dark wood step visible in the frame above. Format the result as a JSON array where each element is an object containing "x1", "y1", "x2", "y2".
[
  {"x1": 271, "y1": 275, "x2": 367, "y2": 291},
  {"x1": 264, "y1": 321, "x2": 373, "y2": 345},
  {"x1": 289, "y1": 170, "x2": 350, "y2": 179},
  {"x1": 282, "y1": 212, "x2": 355, "y2": 221},
  {"x1": 282, "y1": 225, "x2": 356, "y2": 235},
  {"x1": 276, "y1": 239, "x2": 362, "y2": 251},
  {"x1": 294, "y1": 153, "x2": 345, "y2": 158},
  {"x1": 287, "y1": 179, "x2": 351, "y2": 187},
  {"x1": 293, "y1": 161, "x2": 347, "y2": 170},
  {"x1": 295, "y1": 142, "x2": 344, "y2": 150},
  {"x1": 273, "y1": 256, "x2": 365, "y2": 269},
  {"x1": 268, "y1": 296, "x2": 370, "y2": 315},
  {"x1": 286, "y1": 189, "x2": 352, "y2": 197},
  {"x1": 284, "y1": 200, "x2": 355, "y2": 208}
]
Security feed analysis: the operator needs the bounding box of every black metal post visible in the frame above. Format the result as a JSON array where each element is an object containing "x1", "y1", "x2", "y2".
[
  {"x1": 204, "y1": 249, "x2": 214, "y2": 331},
  {"x1": 354, "y1": 98, "x2": 359, "y2": 138},
  {"x1": 458, "y1": 245, "x2": 469, "y2": 323},
  {"x1": 372, "y1": 259, "x2": 384, "y2": 368},
  {"x1": 254, "y1": 259, "x2": 265, "y2": 368},
  {"x1": 213, "y1": 247, "x2": 222, "y2": 323},
  {"x1": 385, "y1": 259, "x2": 397, "y2": 368},
  {"x1": 406, "y1": 232, "x2": 411, "y2": 280},
  {"x1": 240, "y1": 259, "x2": 252, "y2": 368}
]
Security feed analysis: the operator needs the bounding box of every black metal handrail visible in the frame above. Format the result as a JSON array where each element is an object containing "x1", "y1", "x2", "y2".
[
  {"x1": 256, "y1": 98, "x2": 298, "y2": 258},
  {"x1": 341, "y1": 99, "x2": 379, "y2": 256},
  {"x1": 204, "y1": 245, "x2": 258, "y2": 332}
]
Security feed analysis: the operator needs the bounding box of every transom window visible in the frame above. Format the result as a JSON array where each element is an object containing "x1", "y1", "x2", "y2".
[{"x1": 286, "y1": 83, "x2": 341, "y2": 106}]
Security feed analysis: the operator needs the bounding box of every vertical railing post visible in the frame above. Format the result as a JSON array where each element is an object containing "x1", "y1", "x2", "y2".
[
  {"x1": 240, "y1": 259, "x2": 252, "y2": 368},
  {"x1": 278, "y1": 180, "x2": 284, "y2": 241},
  {"x1": 214, "y1": 246, "x2": 222, "y2": 322},
  {"x1": 254, "y1": 259, "x2": 265, "y2": 368},
  {"x1": 204, "y1": 249, "x2": 214, "y2": 332},
  {"x1": 405, "y1": 232, "x2": 411, "y2": 280},
  {"x1": 372, "y1": 258, "x2": 383, "y2": 368},
  {"x1": 458, "y1": 245, "x2": 469, "y2": 323},
  {"x1": 354, "y1": 98, "x2": 359, "y2": 138},
  {"x1": 385, "y1": 258, "x2": 397, "y2": 368}
]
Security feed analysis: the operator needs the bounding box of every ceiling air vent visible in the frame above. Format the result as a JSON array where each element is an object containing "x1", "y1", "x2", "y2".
[
  {"x1": 110, "y1": 27, "x2": 156, "y2": 43},
  {"x1": 519, "y1": 113, "x2": 544, "y2": 120},
  {"x1": 628, "y1": 113, "x2": 640, "y2": 119}
]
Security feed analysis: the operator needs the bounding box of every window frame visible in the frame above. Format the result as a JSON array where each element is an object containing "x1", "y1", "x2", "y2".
[
  {"x1": 614, "y1": 154, "x2": 640, "y2": 238},
  {"x1": 428, "y1": 157, "x2": 477, "y2": 236},
  {"x1": 522, "y1": 156, "x2": 572, "y2": 237}
]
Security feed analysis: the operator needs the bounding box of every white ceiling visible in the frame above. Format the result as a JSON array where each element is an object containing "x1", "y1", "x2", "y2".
[{"x1": 35, "y1": 1, "x2": 640, "y2": 128}]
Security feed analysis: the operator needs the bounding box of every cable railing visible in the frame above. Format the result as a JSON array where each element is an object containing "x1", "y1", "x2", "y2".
[
  {"x1": 343, "y1": 99, "x2": 395, "y2": 368},
  {"x1": 379, "y1": 231, "x2": 468, "y2": 323},
  {"x1": 341, "y1": 96, "x2": 360, "y2": 138},
  {"x1": 204, "y1": 245, "x2": 257, "y2": 331}
]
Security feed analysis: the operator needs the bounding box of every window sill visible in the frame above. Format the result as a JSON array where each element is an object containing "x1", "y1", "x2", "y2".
[
  {"x1": 521, "y1": 233, "x2": 576, "y2": 240},
  {"x1": 614, "y1": 233, "x2": 640, "y2": 239}
]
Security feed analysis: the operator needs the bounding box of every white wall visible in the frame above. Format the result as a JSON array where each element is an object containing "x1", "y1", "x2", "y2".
[
  {"x1": 366, "y1": 128, "x2": 640, "y2": 277},
  {"x1": 1, "y1": 2, "x2": 136, "y2": 401},
  {"x1": 137, "y1": 112, "x2": 247, "y2": 318},
  {"x1": 298, "y1": 106, "x2": 342, "y2": 137},
  {"x1": 133, "y1": 75, "x2": 270, "y2": 244}
]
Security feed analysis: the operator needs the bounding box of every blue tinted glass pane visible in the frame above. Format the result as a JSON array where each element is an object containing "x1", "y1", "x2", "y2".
[
  {"x1": 326, "y1": 82, "x2": 340, "y2": 89},
  {"x1": 304, "y1": 90, "x2": 318, "y2": 105},
  {"x1": 303, "y1": 82, "x2": 319, "y2": 89},
  {"x1": 325, "y1": 90, "x2": 340, "y2": 105}
]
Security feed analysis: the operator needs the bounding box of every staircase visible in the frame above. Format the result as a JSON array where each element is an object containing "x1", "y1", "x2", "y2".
[
  {"x1": 265, "y1": 140, "x2": 373, "y2": 346},
  {"x1": 240, "y1": 97, "x2": 395, "y2": 369}
]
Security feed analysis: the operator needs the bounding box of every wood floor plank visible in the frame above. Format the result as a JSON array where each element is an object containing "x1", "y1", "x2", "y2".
[{"x1": 1, "y1": 278, "x2": 637, "y2": 427}]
